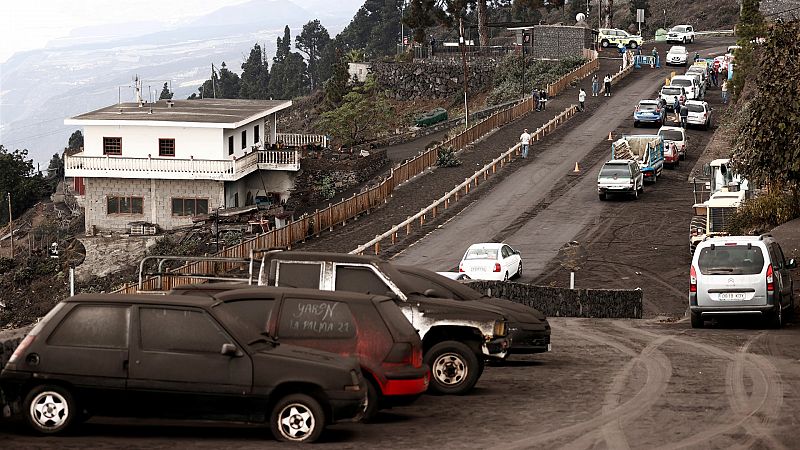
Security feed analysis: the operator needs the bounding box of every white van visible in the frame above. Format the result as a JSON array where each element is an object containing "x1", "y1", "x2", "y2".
[{"x1": 669, "y1": 75, "x2": 701, "y2": 100}]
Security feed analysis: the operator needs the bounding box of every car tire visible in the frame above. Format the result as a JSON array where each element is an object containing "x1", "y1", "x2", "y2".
[
  {"x1": 503, "y1": 271, "x2": 509, "y2": 282},
  {"x1": 634, "y1": 120, "x2": 640, "y2": 128},
  {"x1": 601, "y1": 40, "x2": 609, "y2": 48},
  {"x1": 599, "y1": 193, "x2": 607, "y2": 201},
  {"x1": 425, "y1": 341, "x2": 482, "y2": 395},
  {"x1": 270, "y1": 393, "x2": 326, "y2": 443},
  {"x1": 690, "y1": 312, "x2": 704, "y2": 328},
  {"x1": 361, "y1": 378, "x2": 381, "y2": 423},
  {"x1": 638, "y1": 183, "x2": 644, "y2": 195},
  {"x1": 679, "y1": 153, "x2": 686, "y2": 161},
  {"x1": 24, "y1": 385, "x2": 77, "y2": 435},
  {"x1": 767, "y1": 303, "x2": 783, "y2": 329}
]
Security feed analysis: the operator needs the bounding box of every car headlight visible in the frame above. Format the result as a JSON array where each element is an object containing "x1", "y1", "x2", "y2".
[{"x1": 493, "y1": 320, "x2": 508, "y2": 337}]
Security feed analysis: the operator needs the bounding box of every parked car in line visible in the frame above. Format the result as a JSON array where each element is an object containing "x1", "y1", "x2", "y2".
[
  {"x1": 436, "y1": 272, "x2": 472, "y2": 281},
  {"x1": 684, "y1": 70, "x2": 707, "y2": 98},
  {"x1": 659, "y1": 85, "x2": 687, "y2": 111},
  {"x1": 667, "y1": 25, "x2": 696, "y2": 44},
  {"x1": 254, "y1": 252, "x2": 511, "y2": 395},
  {"x1": 690, "y1": 235, "x2": 796, "y2": 328},
  {"x1": 597, "y1": 28, "x2": 643, "y2": 49},
  {"x1": 686, "y1": 65, "x2": 709, "y2": 87},
  {"x1": 0, "y1": 294, "x2": 367, "y2": 442},
  {"x1": 670, "y1": 75, "x2": 702, "y2": 100},
  {"x1": 685, "y1": 100, "x2": 713, "y2": 130},
  {"x1": 396, "y1": 266, "x2": 551, "y2": 355},
  {"x1": 598, "y1": 159, "x2": 644, "y2": 200},
  {"x1": 459, "y1": 243, "x2": 523, "y2": 281},
  {"x1": 658, "y1": 125, "x2": 688, "y2": 161},
  {"x1": 666, "y1": 45, "x2": 689, "y2": 66},
  {"x1": 633, "y1": 99, "x2": 666, "y2": 127},
  {"x1": 167, "y1": 286, "x2": 428, "y2": 421}
]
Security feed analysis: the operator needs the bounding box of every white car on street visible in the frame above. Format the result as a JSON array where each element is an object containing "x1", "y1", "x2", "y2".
[
  {"x1": 658, "y1": 126, "x2": 688, "y2": 161},
  {"x1": 669, "y1": 75, "x2": 701, "y2": 100},
  {"x1": 458, "y1": 243, "x2": 522, "y2": 281},
  {"x1": 667, "y1": 25, "x2": 696, "y2": 44},
  {"x1": 685, "y1": 100, "x2": 713, "y2": 130},
  {"x1": 666, "y1": 46, "x2": 689, "y2": 66}
]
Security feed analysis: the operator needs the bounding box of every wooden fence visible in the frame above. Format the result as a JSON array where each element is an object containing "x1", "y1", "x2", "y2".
[
  {"x1": 547, "y1": 56, "x2": 600, "y2": 98},
  {"x1": 351, "y1": 105, "x2": 579, "y2": 256},
  {"x1": 113, "y1": 58, "x2": 597, "y2": 294}
]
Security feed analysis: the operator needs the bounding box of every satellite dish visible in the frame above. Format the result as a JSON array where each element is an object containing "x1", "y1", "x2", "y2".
[{"x1": 576, "y1": 13, "x2": 586, "y2": 22}]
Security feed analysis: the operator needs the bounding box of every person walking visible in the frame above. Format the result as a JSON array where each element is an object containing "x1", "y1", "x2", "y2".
[
  {"x1": 721, "y1": 80, "x2": 729, "y2": 104},
  {"x1": 673, "y1": 96, "x2": 681, "y2": 122},
  {"x1": 533, "y1": 89, "x2": 540, "y2": 111},
  {"x1": 520, "y1": 128, "x2": 531, "y2": 159},
  {"x1": 539, "y1": 89, "x2": 548, "y2": 110},
  {"x1": 679, "y1": 103, "x2": 689, "y2": 129},
  {"x1": 603, "y1": 74, "x2": 612, "y2": 96},
  {"x1": 591, "y1": 74, "x2": 599, "y2": 97},
  {"x1": 579, "y1": 88, "x2": 586, "y2": 111}
]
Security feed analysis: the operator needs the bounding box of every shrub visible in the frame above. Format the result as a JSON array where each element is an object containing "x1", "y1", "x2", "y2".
[
  {"x1": 437, "y1": 147, "x2": 461, "y2": 167},
  {"x1": 728, "y1": 190, "x2": 800, "y2": 235}
]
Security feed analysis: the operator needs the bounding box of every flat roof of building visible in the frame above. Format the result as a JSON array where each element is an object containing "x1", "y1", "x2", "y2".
[{"x1": 65, "y1": 98, "x2": 292, "y2": 129}]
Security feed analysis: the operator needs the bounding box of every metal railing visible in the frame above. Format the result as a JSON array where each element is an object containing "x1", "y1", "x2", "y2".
[{"x1": 351, "y1": 105, "x2": 579, "y2": 256}]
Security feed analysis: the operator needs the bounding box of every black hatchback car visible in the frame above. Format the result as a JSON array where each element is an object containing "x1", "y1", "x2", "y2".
[{"x1": 0, "y1": 294, "x2": 366, "y2": 443}]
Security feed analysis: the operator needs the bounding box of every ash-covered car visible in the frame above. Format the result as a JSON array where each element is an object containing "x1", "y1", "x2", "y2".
[{"x1": 256, "y1": 251, "x2": 511, "y2": 395}]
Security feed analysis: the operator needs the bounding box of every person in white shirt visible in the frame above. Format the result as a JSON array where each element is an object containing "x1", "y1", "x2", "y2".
[
  {"x1": 578, "y1": 88, "x2": 586, "y2": 111},
  {"x1": 520, "y1": 128, "x2": 531, "y2": 159},
  {"x1": 603, "y1": 74, "x2": 612, "y2": 96}
]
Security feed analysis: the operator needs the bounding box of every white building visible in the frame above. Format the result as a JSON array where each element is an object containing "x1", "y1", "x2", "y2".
[
  {"x1": 347, "y1": 62, "x2": 372, "y2": 83},
  {"x1": 64, "y1": 98, "x2": 307, "y2": 233}
]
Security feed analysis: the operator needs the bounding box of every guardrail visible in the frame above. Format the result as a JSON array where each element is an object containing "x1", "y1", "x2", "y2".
[
  {"x1": 112, "y1": 60, "x2": 594, "y2": 294},
  {"x1": 351, "y1": 105, "x2": 579, "y2": 256}
]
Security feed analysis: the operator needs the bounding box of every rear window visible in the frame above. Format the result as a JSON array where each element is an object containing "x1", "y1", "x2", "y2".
[
  {"x1": 698, "y1": 245, "x2": 765, "y2": 275},
  {"x1": 662, "y1": 87, "x2": 683, "y2": 95},
  {"x1": 464, "y1": 248, "x2": 498, "y2": 260},
  {"x1": 671, "y1": 79, "x2": 692, "y2": 87},
  {"x1": 375, "y1": 299, "x2": 417, "y2": 341},
  {"x1": 600, "y1": 164, "x2": 631, "y2": 178},
  {"x1": 659, "y1": 130, "x2": 684, "y2": 141},
  {"x1": 687, "y1": 104, "x2": 705, "y2": 113},
  {"x1": 639, "y1": 103, "x2": 657, "y2": 111}
]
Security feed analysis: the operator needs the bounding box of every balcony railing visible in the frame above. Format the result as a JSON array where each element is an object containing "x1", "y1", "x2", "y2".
[
  {"x1": 276, "y1": 133, "x2": 329, "y2": 148},
  {"x1": 65, "y1": 150, "x2": 300, "y2": 181}
]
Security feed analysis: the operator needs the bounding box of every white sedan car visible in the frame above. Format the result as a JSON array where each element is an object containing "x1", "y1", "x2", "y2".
[
  {"x1": 458, "y1": 243, "x2": 522, "y2": 281},
  {"x1": 666, "y1": 46, "x2": 688, "y2": 66}
]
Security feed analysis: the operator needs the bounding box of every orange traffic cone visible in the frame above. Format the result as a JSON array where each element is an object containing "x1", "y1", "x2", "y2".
[
  {"x1": 607, "y1": 131, "x2": 614, "y2": 141},
  {"x1": 573, "y1": 162, "x2": 581, "y2": 173}
]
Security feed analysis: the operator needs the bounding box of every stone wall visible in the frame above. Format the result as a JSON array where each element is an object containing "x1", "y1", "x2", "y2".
[
  {"x1": 84, "y1": 178, "x2": 225, "y2": 233},
  {"x1": 466, "y1": 281, "x2": 643, "y2": 319},
  {"x1": 288, "y1": 150, "x2": 390, "y2": 208},
  {"x1": 371, "y1": 59, "x2": 498, "y2": 100},
  {"x1": 531, "y1": 26, "x2": 595, "y2": 60}
]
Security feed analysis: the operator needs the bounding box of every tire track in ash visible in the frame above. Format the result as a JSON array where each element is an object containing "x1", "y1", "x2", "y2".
[
  {"x1": 496, "y1": 320, "x2": 672, "y2": 450},
  {"x1": 615, "y1": 322, "x2": 785, "y2": 449}
]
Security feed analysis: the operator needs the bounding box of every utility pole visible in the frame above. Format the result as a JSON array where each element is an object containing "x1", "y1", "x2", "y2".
[
  {"x1": 7, "y1": 192, "x2": 13, "y2": 258},
  {"x1": 460, "y1": 17, "x2": 469, "y2": 130},
  {"x1": 400, "y1": 0, "x2": 405, "y2": 56}
]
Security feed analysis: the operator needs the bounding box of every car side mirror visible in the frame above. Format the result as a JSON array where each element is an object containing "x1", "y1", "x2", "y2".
[
  {"x1": 787, "y1": 259, "x2": 797, "y2": 269},
  {"x1": 221, "y1": 343, "x2": 240, "y2": 357},
  {"x1": 423, "y1": 289, "x2": 444, "y2": 298}
]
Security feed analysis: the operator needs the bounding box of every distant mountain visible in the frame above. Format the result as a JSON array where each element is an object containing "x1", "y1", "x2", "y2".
[{"x1": 0, "y1": 0, "x2": 365, "y2": 165}]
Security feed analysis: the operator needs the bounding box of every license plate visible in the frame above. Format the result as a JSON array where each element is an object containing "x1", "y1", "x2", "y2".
[{"x1": 718, "y1": 292, "x2": 747, "y2": 301}]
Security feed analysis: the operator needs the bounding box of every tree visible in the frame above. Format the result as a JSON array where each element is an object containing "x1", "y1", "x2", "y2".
[
  {"x1": 324, "y1": 52, "x2": 351, "y2": 108},
  {"x1": 274, "y1": 26, "x2": 292, "y2": 64},
  {"x1": 404, "y1": 0, "x2": 438, "y2": 44},
  {"x1": 270, "y1": 26, "x2": 310, "y2": 98},
  {"x1": 67, "y1": 130, "x2": 84, "y2": 150},
  {"x1": 319, "y1": 76, "x2": 393, "y2": 146},
  {"x1": 339, "y1": 0, "x2": 404, "y2": 57},
  {"x1": 296, "y1": 20, "x2": 332, "y2": 91},
  {"x1": 239, "y1": 43, "x2": 270, "y2": 99},
  {"x1": 159, "y1": 82, "x2": 174, "y2": 100},
  {"x1": 45, "y1": 153, "x2": 64, "y2": 188},
  {"x1": 0, "y1": 146, "x2": 49, "y2": 226},
  {"x1": 731, "y1": 20, "x2": 800, "y2": 190},
  {"x1": 731, "y1": 0, "x2": 766, "y2": 100}
]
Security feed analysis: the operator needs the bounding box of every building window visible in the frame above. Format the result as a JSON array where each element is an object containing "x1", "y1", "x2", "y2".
[
  {"x1": 241, "y1": 130, "x2": 247, "y2": 149},
  {"x1": 158, "y1": 138, "x2": 175, "y2": 157},
  {"x1": 172, "y1": 198, "x2": 209, "y2": 216},
  {"x1": 107, "y1": 196, "x2": 143, "y2": 215},
  {"x1": 254, "y1": 125, "x2": 260, "y2": 143},
  {"x1": 228, "y1": 136, "x2": 234, "y2": 155},
  {"x1": 103, "y1": 137, "x2": 122, "y2": 155}
]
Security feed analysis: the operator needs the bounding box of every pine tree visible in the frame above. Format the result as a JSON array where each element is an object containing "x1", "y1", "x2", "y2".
[
  {"x1": 324, "y1": 52, "x2": 351, "y2": 108},
  {"x1": 67, "y1": 130, "x2": 84, "y2": 150},
  {"x1": 296, "y1": 20, "x2": 332, "y2": 91},
  {"x1": 404, "y1": 0, "x2": 437, "y2": 44},
  {"x1": 239, "y1": 43, "x2": 270, "y2": 99},
  {"x1": 158, "y1": 82, "x2": 174, "y2": 100},
  {"x1": 270, "y1": 26, "x2": 310, "y2": 98}
]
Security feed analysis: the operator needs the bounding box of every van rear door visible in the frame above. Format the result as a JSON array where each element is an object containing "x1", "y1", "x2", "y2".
[{"x1": 696, "y1": 244, "x2": 768, "y2": 307}]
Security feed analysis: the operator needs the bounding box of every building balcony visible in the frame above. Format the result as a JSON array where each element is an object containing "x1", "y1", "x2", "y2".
[{"x1": 64, "y1": 150, "x2": 299, "y2": 181}]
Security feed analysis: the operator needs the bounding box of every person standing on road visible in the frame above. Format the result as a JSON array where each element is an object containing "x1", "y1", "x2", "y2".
[
  {"x1": 591, "y1": 74, "x2": 599, "y2": 97},
  {"x1": 520, "y1": 128, "x2": 531, "y2": 159},
  {"x1": 539, "y1": 89, "x2": 548, "y2": 110},
  {"x1": 721, "y1": 81, "x2": 729, "y2": 104},
  {"x1": 579, "y1": 88, "x2": 586, "y2": 111},
  {"x1": 673, "y1": 96, "x2": 681, "y2": 122},
  {"x1": 603, "y1": 74, "x2": 612, "y2": 96},
  {"x1": 533, "y1": 88, "x2": 540, "y2": 111},
  {"x1": 679, "y1": 103, "x2": 689, "y2": 129}
]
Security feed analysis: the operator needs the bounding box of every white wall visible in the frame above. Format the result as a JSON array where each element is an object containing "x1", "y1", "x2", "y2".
[
  {"x1": 83, "y1": 125, "x2": 223, "y2": 160},
  {"x1": 222, "y1": 116, "x2": 272, "y2": 159}
]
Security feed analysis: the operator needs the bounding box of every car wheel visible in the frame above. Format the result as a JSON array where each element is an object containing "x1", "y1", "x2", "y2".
[
  {"x1": 690, "y1": 312, "x2": 704, "y2": 328},
  {"x1": 679, "y1": 153, "x2": 686, "y2": 161},
  {"x1": 599, "y1": 193, "x2": 606, "y2": 201},
  {"x1": 767, "y1": 303, "x2": 783, "y2": 329},
  {"x1": 503, "y1": 271, "x2": 509, "y2": 282},
  {"x1": 634, "y1": 120, "x2": 639, "y2": 128},
  {"x1": 425, "y1": 341, "x2": 481, "y2": 395},
  {"x1": 601, "y1": 40, "x2": 609, "y2": 48},
  {"x1": 271, "y1": 393, "x2": 326, "y2": 443},
  {"x1": 24, "y1": 385, "x2": 77, "y2": 435},
  {"x1": 361, "y1": 378, "x2": 381, "y2": 422}
]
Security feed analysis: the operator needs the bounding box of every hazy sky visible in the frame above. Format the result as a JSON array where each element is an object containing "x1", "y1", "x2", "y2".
[{"x1": 0, "y1": 0, "x2": 254, "y2": 63}]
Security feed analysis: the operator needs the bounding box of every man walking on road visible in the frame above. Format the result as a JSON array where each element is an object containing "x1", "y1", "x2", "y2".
[
  {"x1": 579, "y1": 88, "x2": 586, "y2": 111},
  {"x1": 721, "y1": 81, "x2": 729, "y2": 104},
  {"x1": 603, "y1": 74, "x2": 612, "y2": 96},
  {"x1": 520, "y1": 128, "x2": 531, "y2": 159},
  {"x1": 679, "y1": 103, "x2": 689, "y2": 129}
]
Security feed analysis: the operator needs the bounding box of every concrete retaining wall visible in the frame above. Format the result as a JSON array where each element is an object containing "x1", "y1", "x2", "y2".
[{"x1": 466, "y1": 281, "x2": 643, "y2": 319}]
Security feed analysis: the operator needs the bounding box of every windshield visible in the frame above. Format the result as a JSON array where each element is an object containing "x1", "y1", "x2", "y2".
[
  {"x1": 698, "y1": 245, "x2": 765, "y2": 275},
  {"x1": 659, "y1": 130, "x2": 684, "y2": 141},
  {"x1": 464, "y1": 248, "x2": 498, "y2": 260},
  {"x1": 600, "y1": 164, "x2": 631, "y2": 178},
  {"x1": 669, "y1": 47, "x2": 686, "y2": 53},
  {"x1": 671, "y1": 79, "x2": 692, "y2": 88},
  {"x1": 687, "y1": 104, "x2": 705, "y2": 113},
  {"x1": 671, "y1": 26, "x2": 687, "y2": 32},
  {"x1": 662, "y1": 87, "x2": 683, "y2": 96},
  {"x1": 638, "y1": 103, "x2": 657, "y2": 111}
]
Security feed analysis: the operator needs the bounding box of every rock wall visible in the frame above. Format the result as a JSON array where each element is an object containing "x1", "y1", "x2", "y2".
[
  {"x1": 466, "y1": 281, "x2": 643, "y2": 319},
  {"x1": 371, "y1": 59, "x2": 498, "y2": 100},
  {"x1": 531, "y1": 26, "x2": 596, "y2": 60}
]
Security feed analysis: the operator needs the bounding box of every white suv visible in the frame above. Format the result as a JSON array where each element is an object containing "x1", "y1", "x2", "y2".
[
  {"x1": 690, "y1": 235, "x2": 796, "y2": 328},
  {"x1": 597, "y1": 28, "x2": 643, "y2": 49},
  {"x1": 667, "y1": 25, "x2": 695, "y2": 44},
  {"x1": 597, "y1": 160, "x2": 644, "y2": 200}
]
